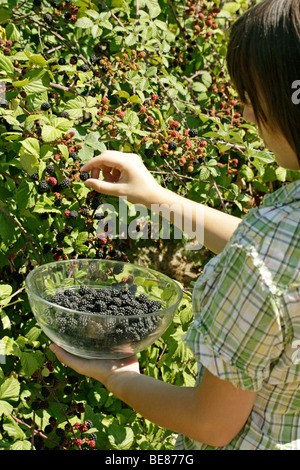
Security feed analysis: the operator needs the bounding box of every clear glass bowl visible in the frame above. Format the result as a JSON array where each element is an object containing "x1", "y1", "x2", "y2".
[{"x1": 25, "y1": 259, "x2": 182, "y2": 359}]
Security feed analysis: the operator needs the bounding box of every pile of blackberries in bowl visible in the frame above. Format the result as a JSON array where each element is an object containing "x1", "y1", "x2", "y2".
[{"x1": 25, "y1": 259, "x2": 183, "y2": 359}]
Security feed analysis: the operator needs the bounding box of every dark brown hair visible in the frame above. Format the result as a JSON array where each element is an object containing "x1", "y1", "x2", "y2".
[{"x1": 226, "y1": 0, "x2": 300, "y2": 163}]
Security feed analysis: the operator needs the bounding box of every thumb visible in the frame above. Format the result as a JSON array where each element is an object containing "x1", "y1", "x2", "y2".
[{"x1": 84, "y1": 178, "x2": 126, "y2": 197}]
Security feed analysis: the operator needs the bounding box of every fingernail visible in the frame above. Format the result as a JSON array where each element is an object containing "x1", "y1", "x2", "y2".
[{"x1": 49, "y1": 344, "x2": 56, "y2": 353}]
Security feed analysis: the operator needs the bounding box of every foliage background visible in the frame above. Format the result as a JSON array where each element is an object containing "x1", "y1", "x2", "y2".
[{"x1": 0, "y1": 0, "x2": 299, "y2": 450}]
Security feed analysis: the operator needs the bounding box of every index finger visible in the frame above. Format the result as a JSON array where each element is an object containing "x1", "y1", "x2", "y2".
[{"x1": 80, "y1": 150, "x2": 127, "y2": 173}]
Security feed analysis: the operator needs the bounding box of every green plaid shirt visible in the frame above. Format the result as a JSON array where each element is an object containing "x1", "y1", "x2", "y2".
[{"x1": 175, "y1": 178, "x2": 300, "y2": 450}]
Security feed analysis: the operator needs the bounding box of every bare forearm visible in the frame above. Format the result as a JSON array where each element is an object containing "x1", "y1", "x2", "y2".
[
  {"x1": 147, "y1": 187, "x2": 242, "y2": 254},
  {"x1": 107, "y1": 371, "x2": 219, "y2": 446}
]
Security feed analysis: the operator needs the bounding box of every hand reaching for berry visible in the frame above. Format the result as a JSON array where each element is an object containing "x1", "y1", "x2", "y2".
[
  {"x1": 80, "y1": 150, "x2": 162, "y2": 207},
  {"x1": 49, "y1": 343, "x2": 140, "y2": 389}
]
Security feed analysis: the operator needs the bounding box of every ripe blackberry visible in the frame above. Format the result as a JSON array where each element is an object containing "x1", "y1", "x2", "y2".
[
  {"x1": 60, "y1": 178, "x2": 71, "y2": 189},
  {"x1": 89, "y1": 433, "x2": 97, "y2": 441},
  {"x1": 69, "y1": 151, "x2": 77, "y2": 160},
  {"x1": 113, "y1": 263, "x2": 124, "y2": 275},
  {"x1": 46, "y1": 163, "x2": 55, "y2": 174},
  {"x1": 80, "y1": 207, "x2": 89, "y2": 217},
  {"x1": 44, "y1": 424, "x2": 53, "y2": 435},
  {"x1": 41, "y1": 102, "x2": 51, "y2": 111},
  {"x1": 70, "y1": 56, "x2": 78, "y2": 65},
  {"x1": 188, "y1": 129, "x2": 198, "y2": 138},
  {"x1": 58, "y1": 58, "x2": 66, "y2": 65},
  {"x1": 41, "y1": 387, "x2": 50, "y2": 398},
  {"x1": 43, "y1": 243, "x2": 52, "y2": 254},
  {"x1": 64, "y1": 11, "x2": 72, "y2": 20},
  {"x1": 31, "y1": 173, "x2": 39, "y2": 181},
  {"x1": 85, "y1": 420, "x2": 94, "y2": 430},
  {"x1": 91, "y1": 196, "x2": 101, "y2": 209},
  {"x1": 168, "y1": 141, "x2": 177, "y2": 151},
  {"x1": 64, "y1": 385, "x2": 73, "y2": 395},
  {"x1": 56, "y1": 232, "x2": 65, "y2": 243},
  {"x1": 80, "y1": 63, "x2": 89, "y2": 72},
  {"x1": 145, "y1": 148, "x2": 154, "y2": 158},
  {"x1": 38, "y1": 180, "x2": 49, "y2": 193},
  {"x1": 31, "y1": 400, "x2": 40, "y2": 410},
  {"x1": 67, "y1": 375, "x2": 79, "y2": 384},
  {"x1": 90, "y1": 55, "x2": 99, "y2": 65},
  {"x1": 60, "y1": 111, "x2": 69, "y2": 118},
  {"x1": 79, "y1": 285, "x2": 94, "y2": 296},
  {"x1": 54, "y1": 198, "x2": 62, "y2": 207},
  {"x1": 80, "y1": 172, "x2": 90, "y2": 181}
]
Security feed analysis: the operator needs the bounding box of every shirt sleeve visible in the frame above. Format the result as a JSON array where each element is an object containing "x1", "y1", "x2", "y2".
[{"x1": 186, "y1": 243, "x2": 285, "y2": 391}]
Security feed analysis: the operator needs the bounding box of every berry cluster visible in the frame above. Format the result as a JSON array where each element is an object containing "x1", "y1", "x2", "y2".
[
  {"x1": 46, "y1": 284, "x2": 163, "y2": 350},
  {"x1": 43, "y1": 415, "x2": 97, "y2": 449}
]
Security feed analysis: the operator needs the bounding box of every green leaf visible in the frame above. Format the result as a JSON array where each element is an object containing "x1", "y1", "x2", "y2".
[
  {"x1": 222, "y1": 2, "x2": 240, "y2": 14},
  {"x1": 145, "y1": 0, "x2": 161, "y2": 18},
  {"x1": 3, "y1": 416, "x2": 25, "y2": 440},
  {"x1": 199, "y1": 167, "x2": 210, "y2": 181},
  {"x1": 22, "y1": 69, "x2": 50, "y2": 95},
  {"x1": 0, "y1": 53, "x2": 14, "y2": 75},
  {"x1": 0, "y1": 376, "x2": 20, "y2": 401},
  {"x1": 10, "y1": 440, "x2": 32, "y2": 450},
  {"x1": 41, "y1": 125, "x2": 63, "y2": 143},
  {"x1": 75, "y1": 232, "x2": 89, "y2": 246},
  {"x1": 20, "y1": 350, "x2": 44, "y2": 377},
  {"x1": 0, "y1": 400, "x2": 13, "y2": 417},
  {"x1": 0, "y1": 284, "x2": 12, "y2": 301},
  {"x1": 75, "y1": 17, "x2": 94, "y2": 29},
  {"x1": 275, "y1": 166, "x2": 287, "y2": 182},
  {"x1": 19, "y1": 138, "x2": 40, "y2": 175},
  {"x1": 16, "y1": 179, "x2": 36, "y2": 211},
  {"x1": 5, "y1": 24, "x2": 20, "y2": 42},
  {"x1": 240, "y1": 164, "x2": 255, "y2": 182},
  {"x1": 28, "y1": 54, "x2": 48, "y2": 67},
  {"x1": 108, "y1": 423, "x2": 135, "y2": 450}
]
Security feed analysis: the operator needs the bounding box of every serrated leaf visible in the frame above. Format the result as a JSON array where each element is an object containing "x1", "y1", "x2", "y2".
[
  {"x1": 199, "y1": 167, "x2": 210, "y2": 181},
  {"x1": 22, "y1": 69, "x2": 50, "y2": 95},
  {"x1": 75, "y1": 17, "x2": 94, "y2": 29},
  {"x1": 20, "y1": 350, "x2": 44, "y2": 377},
  {"x1": 51, "y1": 117, "x2": 72, "y2": 132},
  {"x1": 0, "y1": 400, "x2": 13, "y2": 417},
  {"x1": 0, "y1": 53, "x2": 14, "y2": 75},
  {"x1": 0, "y1": 376, "x2": 20, "y2": 400},
  {"x1": 29, "y1": 54, "x2": 47, "y2": 67},
  {"x1": 41, "y1": 125, "x2": 63, "y2": 143}
]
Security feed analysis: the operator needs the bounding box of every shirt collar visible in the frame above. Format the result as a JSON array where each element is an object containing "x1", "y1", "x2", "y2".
[{"x1": 261, "y1": 178, "x2": 300, "y2": 207}]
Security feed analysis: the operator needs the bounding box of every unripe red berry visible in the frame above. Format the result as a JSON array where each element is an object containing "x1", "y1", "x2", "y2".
[
  {"x1": 6, "y1": 40, "x2": 12, "y2": 47},
  {"x1": 140, "y1": 106, "x2": 146, "y2": 113},
  {"x1": 48, "y1": 177, "x2": 57, "y2": 186},
  {"x1": 89, "y1": 440, "x2": 96, "y2": 448},
  {"x1": 69, "y1": 131, "x2": 75, "y2": 137},
  {"x1": 118, "y1": 111, "x2": 125, "y2": 118},
  {"x1": 64, "y1": 210, "x2": 70, "y2": 217},
  {"x1": 151, "y1": 94, "x2": 157, "y2": 100},
  {"x1": 147, "y1": 116, "x2": 154, "y2": 124},
  {"x1": 102, "y1": 96, "x2": 108, "y2": 104}
]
